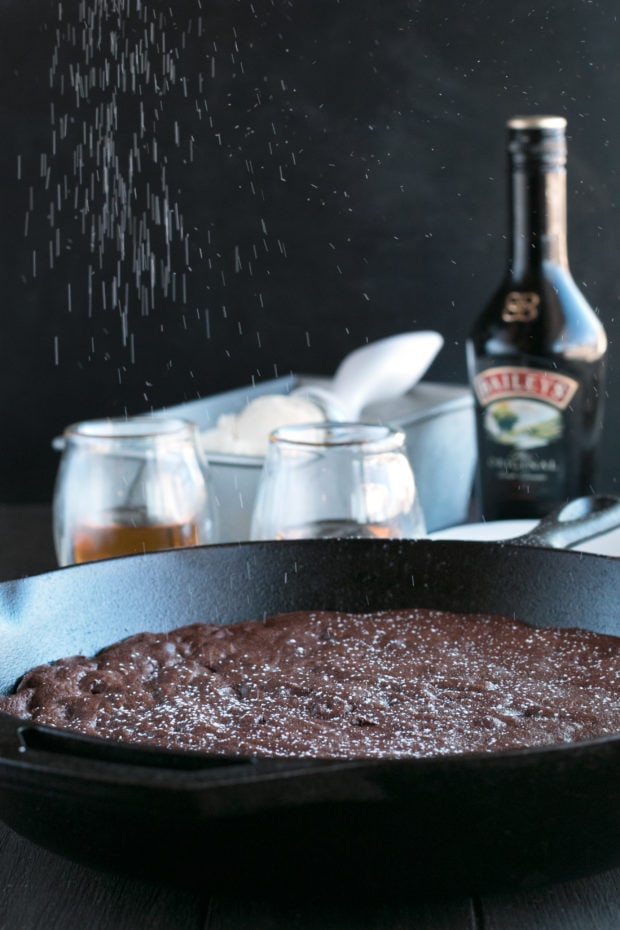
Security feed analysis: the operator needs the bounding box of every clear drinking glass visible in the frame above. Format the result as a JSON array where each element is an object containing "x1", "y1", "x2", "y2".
[
  {"x1": 250, "y1": 422, "x2": 426, "y2": 541},
  {"x1": 53, "y1": 416, "x2": 217, "y2": 566}
]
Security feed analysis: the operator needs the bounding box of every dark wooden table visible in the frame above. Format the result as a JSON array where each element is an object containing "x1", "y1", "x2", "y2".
[{"x1": 0, "y1": 505, "x2": 619, "y2": 930}]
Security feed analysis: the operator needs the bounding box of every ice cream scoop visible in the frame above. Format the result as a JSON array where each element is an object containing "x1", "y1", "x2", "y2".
[
  {"x1": 292, "y1": 330, "x2": 444, "y2": 419},
  {"x1": 201, "y1": 394, "x2": 325, "y2": 456}
]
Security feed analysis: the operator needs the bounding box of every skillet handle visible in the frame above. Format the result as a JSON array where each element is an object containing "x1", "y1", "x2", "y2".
[{"x1": 508, "y1": 495, "x2": 620, "y2": 550}]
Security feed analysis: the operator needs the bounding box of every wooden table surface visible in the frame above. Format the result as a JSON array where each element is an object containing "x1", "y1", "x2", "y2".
[{"x1": 0, "y1": 504, "x2": 619, "y2": 930}]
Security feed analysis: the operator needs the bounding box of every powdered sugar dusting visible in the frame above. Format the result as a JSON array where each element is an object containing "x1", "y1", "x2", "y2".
[{"x1": 3, "y1": 609, "x2": 620, "y2": 759}]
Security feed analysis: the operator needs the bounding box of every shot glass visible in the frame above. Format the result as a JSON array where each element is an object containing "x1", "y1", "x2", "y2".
[{"x1": 250, "y1": 422, "x2": 426, "y2": 541}]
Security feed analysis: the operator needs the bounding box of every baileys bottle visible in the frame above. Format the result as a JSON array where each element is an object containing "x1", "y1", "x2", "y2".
[{"x1": 466, "y1": 116, "x2": 607, "y2": 520}]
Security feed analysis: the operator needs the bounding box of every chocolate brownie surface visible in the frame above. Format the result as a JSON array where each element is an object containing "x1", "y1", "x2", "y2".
[{"x1": 2, "y1": 609, "x2": 619, "y2": 758}]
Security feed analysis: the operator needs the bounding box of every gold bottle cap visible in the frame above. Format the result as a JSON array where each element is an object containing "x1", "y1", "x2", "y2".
[{"x1": 507, "y1": 115, "x2": 567, "y2": 131}]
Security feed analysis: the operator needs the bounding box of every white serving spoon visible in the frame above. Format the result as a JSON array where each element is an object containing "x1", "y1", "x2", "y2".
[{"x1": 293, "y1": 330, "x2": 444, "y2": 420}]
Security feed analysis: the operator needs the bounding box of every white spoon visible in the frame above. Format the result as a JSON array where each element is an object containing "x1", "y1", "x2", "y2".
[{"x1": 293, "y1": 331, "x2": 444, "y2": 420}]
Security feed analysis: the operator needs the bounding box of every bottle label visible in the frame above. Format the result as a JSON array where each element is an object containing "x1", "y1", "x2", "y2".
[
  {"x1": 473, "y1": 365, "x2": 580, "y2": 491},
  {"x1": 473, "y1": 365, "x2": 578, "y2": 410}
]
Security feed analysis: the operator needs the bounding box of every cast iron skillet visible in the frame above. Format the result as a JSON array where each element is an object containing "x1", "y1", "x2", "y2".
[{"x1": 1, "y1": 496, "x2": 620, "y2": 898}]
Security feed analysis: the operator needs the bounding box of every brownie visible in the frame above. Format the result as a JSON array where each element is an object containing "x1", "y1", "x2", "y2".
[{"x1": 1, "y1": 609, "x2": 619, "y2": 758}]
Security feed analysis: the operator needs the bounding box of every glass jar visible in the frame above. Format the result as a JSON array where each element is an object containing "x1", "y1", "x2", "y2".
[
  {"x1": 250, "y1": 421, "x2": 426, "y2": 541},
  {"x1": 53, "y1": 416, "x2": 217, "y2": 565}
]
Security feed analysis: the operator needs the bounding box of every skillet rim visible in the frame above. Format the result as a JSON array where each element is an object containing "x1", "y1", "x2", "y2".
[
  {"x1": 1, "y1": 707, "x2": 620, "y2": 786},
  {"x1": 0, "y1": 535, "x2": 618, "y2": 783}
]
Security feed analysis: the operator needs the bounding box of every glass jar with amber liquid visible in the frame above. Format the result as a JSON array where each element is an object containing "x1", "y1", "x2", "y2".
[
  {"x1": 466, "y1": 116, "x2": 608, "y2": 520},
  {"x1": 53, "y1": 416, "x2": 217, "y2": 565}
]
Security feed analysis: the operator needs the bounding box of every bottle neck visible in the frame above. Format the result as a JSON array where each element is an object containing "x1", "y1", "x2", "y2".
[{"x1": 509, "y1": 165, "x2": 569, "y2": 278}]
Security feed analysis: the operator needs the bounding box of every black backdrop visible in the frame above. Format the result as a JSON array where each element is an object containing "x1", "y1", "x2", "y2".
[{"x1": 0, "y1": 0, "x2": 617, "y2": 502}]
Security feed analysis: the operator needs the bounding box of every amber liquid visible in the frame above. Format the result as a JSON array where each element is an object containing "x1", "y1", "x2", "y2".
[
  {"x1": 276, "y1": 519, "x2": 395, "y2": 540},
  {"x1": 72, "y1": 519, "x2": 200, "y2": 563}
]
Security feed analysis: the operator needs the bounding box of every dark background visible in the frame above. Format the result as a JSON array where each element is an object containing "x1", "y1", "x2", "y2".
[{"x1": 0, "y1": 0, "x2": 617, "y2": 503}]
